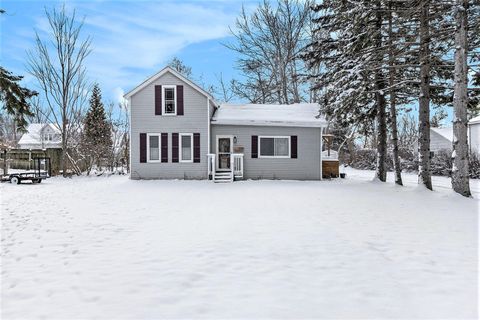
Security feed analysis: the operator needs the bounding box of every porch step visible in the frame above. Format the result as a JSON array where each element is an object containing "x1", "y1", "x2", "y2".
[{"x1": 213, "y1": 172, "x2": 233, "y2": 183}]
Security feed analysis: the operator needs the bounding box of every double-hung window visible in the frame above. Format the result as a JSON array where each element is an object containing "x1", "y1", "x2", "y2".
[
  {"x1": 259, "y1": 136, "x2": 290, "y2": 158},
  {"x1": 179, "y1": 133, "x2": 193, "y2": 162},
  {"x1": 147, "y1": 133, "x2": 161, "y2": 162},
  {"x1": 163, "y1": 85, "x2": 176, "y2": 115}
]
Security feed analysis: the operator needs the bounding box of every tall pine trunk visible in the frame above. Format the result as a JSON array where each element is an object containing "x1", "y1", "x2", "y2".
[
  {"x1": 452, "y1": 0, "x2": 471, "y2": 197},
  {"x1": 388, "y1": 1, "x2": 403, "y2": 185},
  {"x1": 418, "y1": 0, "x2": 432, "y2": 190},
  {"x1": 374, "y1": 0, "x2": 387, "y2": 182}
]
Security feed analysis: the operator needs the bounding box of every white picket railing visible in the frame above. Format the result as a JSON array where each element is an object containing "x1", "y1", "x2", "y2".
[
  {"x1": 231, "y1": 153, "x2": 244, "y2": 179},
  {"x1": 207, "y1": 153, "x2": 243, "y2": 181}
]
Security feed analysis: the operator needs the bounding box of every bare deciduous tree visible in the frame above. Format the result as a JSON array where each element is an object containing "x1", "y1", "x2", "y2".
[
  {"x1": 27, "y1": 5, "x2": 91, "y2": 176},
  {"x1": 227, "y1": 0, "x2": 313, "y2": 104}
]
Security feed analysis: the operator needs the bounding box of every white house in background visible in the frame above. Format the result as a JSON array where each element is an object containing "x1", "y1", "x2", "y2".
[
  {"x1": 430, "y1": 127, "x2": 453, "y2": 153},
  {"x1": 468, "y1": 115, "x2": 480, "y2": 154},
  {"x1": 18, "y1": 123, "x2": 62, "y2": 150}
]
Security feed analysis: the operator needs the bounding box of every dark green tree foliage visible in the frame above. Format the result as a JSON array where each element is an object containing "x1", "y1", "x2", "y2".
[
  {"x1": 0, "y1": 67, "x2": 37, "y2": 131},
  {"x1": 81, "y1": 84, "x2": 112, "y2": 173}
]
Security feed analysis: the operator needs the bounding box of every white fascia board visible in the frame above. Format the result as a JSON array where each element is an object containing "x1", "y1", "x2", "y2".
[{"x1": 210, "y1": 119, "x2": 328, "y2": 128}]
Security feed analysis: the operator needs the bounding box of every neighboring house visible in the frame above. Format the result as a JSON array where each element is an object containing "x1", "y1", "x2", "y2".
[
  {"x1": 18, "y1": 123, "x2": 62, "y2": 150},
  {"x1": 428, "y1": 124, "x2": 480, "y2": 155},
  {"x1": 430, "y1": 127, "x2": 453, "y2": 153},
  {"x1": 468, "y1": 115, "x2": 480, "y2": 154},
  {"x1": 125, "y1": 66, "x2": 328, "y2": 181}
]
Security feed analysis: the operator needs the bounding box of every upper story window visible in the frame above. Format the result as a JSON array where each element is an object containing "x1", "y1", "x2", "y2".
[
  {"x1": 259, "y1": 136, "x2": 290, "y2": 158},
  {"x1": 163, "y1": 85, "x2": 176, "y2": 115},
  {"x1": 43, "y1": 133, "x2": 54, "y2": 141}
]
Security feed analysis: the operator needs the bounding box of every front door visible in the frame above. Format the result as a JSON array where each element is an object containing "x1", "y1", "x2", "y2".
[{"x1": 216, "y1": 136, "x2": 233, "y2": 171}]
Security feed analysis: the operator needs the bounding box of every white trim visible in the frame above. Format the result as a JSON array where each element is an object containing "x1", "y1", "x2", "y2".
[
  {"x1": 179, "y1": 133, "x2": 194, "y2": 163},
  {"x1": 128, "y1": 97, "x2": 132, "y2": 176},
  {"x1": 162, "y1": 85, "x2": 177, "y2": 116},
  {"x1": 207, "y1": 99, "x2": 211, "y2": 155},
  {"x1": 211, "y1": 119, "x2": 326, "y2": 128},
  {"x1": 146, "y1": 133, "x2": 162, "y2": 163},
  {"x1": 216, "y1": 135, "x2": 233, "y2": 171},
  {"x1": 320, "y1": 127, "x2": 323, "y2": 180},
  {"x1": 258, "y1": 136, "x2": 291, "y2": 158},
  {"x1": 124, "y1": 66, "x2": 216, "y2": 101}
]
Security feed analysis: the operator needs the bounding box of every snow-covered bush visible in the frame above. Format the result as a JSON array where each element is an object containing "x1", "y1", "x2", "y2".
[
  {"x1": 345, "y1": 147, "x2": 479, "y2": 179},
  {"x1": 469, "y1": 152, "x2": 480, "y2": 179},
  {"x1": 430, "y1": 150, "x2": 452, "y2": 176}
]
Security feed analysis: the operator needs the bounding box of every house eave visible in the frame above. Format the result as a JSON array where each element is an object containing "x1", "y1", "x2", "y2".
[
  {"x1": 124, "y1": 66, "x2": 216, "y2": 103},
  {"x1": 210, "y1": 119, "x2": 327, "y2": 128}
]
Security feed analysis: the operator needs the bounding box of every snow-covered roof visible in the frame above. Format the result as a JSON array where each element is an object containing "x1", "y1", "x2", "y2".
[
  {"x1": 322, "y1": 150, "x2": 338, "y2": 160},
  {"x1": 18, "y1": 123, "x2": 61, "y2": 149},
  {"x1": 431, "y1": 127, "x2": 453, "y2": 142},
  {"x1": 469, "y1": 115, "x2": 480, "y2": 125},
  {"x1": 211, "y1": 103, "x2": 327, "y2": 128}
]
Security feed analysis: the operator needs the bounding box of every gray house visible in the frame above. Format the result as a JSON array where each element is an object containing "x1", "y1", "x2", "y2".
[{"x1": 125, "y1": 66, "x2": 327, "y2": 182}]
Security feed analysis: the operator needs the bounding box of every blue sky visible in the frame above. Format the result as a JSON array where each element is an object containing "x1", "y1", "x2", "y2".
[{"x1": 1, "y1": 0, "x2": 254, "y2": 104}]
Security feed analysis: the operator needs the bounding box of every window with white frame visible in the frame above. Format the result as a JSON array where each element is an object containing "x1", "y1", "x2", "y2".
[
  {"x1": 147, "y1": 134, "x2": 161, "y2": 162},
  {"x1": 259, "y1": 136, "x2": 290, "y2": 158},
  {"x1": 180, "y1": 133, "x2": 193, "y2": 162},
  {"x1": 163, "y1": 85, "x2": 176, "y2": 115},
  {"x1": 43, "y1": 133, "x2": 53, "y2": 141}
]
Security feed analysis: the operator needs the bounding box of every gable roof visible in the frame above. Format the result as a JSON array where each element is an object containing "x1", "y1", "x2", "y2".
[
  {"x1": 431, "y1": 127, "x2": 453, "y2": 142},
  {"x1": 211, "y1": 103, "x2": 327, "y2": 128},
  {"x1": 469, "y1": 115, "x2": 480, "y2": 125},
  {"x1": 124, "y1": 66, "x2": 215, "y2": 101},
  {"x1": 18, "y1": 123, "x2": 61, "y2": 147}
]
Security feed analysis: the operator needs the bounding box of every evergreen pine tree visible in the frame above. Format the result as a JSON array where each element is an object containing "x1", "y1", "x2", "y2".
[{"x1": 81, "y1": 84, "x2": 112, "y2": 174}]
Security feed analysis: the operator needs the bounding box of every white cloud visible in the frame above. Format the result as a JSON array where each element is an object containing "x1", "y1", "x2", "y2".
[
  {"x1": 113, "y1": 87, "x2": 125, "y2": 105},
  {"x1": 75, "y1": 1, "x2": 238, "y2": 101},
  {"x1": 3, "y1": 1, "x2": 240, "y2": 105}
]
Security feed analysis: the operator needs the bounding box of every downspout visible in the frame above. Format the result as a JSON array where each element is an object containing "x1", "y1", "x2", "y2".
[
  {"x1": 128, "y1": 97, "x2": 132, "y2": 178},
  {"x1": 207, "y1": 99, "x2": 211, "y2": 154},
  {"x1": 320, "y1": 126, "x2": 323, "y2": 180}
]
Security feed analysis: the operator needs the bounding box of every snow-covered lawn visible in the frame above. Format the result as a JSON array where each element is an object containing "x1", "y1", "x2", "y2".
[{"x1": 1, "y1": 172, "x2": 478, "y2": 319}]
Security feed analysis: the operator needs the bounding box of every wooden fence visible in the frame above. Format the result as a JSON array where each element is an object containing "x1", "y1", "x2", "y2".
[{"x1": 1, "y1": 148, "x2": 62, "y2": 176}]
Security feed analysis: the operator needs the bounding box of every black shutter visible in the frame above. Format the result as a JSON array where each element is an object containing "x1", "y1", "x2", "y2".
[
  {"x1": 172, "y1": 133, "x2": 179, "y2": 163},
  {"x1": 161, "y1": 133, "x2": 168, "y2": 163},
  {"x1": 193, "y1": 133, "x2": 200, "y2": 163},
  {"x1": 177, "y1": 85, "x2": 184, "y2": 115},
  {"x1": 291, "y1": 135, "x2": 297, "y2": 159},
  {"x1": 140, "y1": 133, "x2": 147, "y2": 163},
  {"x1": 155, "y1": 85, "x2": 162, "y2": 115},
  {"x1": 251, "y1": 135, "x2": 258, "y2": 158}
]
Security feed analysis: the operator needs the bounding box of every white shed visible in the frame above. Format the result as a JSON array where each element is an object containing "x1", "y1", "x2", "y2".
[{"x1": 468, "y1": 115, "x2": 480, "y2": 154}]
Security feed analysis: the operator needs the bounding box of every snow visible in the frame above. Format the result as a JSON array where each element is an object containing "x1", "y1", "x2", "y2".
[
  {"x1": 431, "y1": 126, "x2": 454, "y2": 142},
  {"x1": 469, "y1": 115, "x2": 480, "y2": 125},
  {"x1": 322, "y1": 149, "x2": 339, "y2": 160},
  {"x1": 211, "y1": 103, "x2": 327, "y2": 128},
  {"x1": 17, "y1": 123, "x2": 61, "y2": 149},
  {"x1": 1, "y1": 172, "x2": 478, "y2": 319}
]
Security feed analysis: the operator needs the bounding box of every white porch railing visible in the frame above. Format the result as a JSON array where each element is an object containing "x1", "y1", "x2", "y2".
[
  {"x1": 207, "y1": 153, "x2": 243, "y2": 181},
  {"x1": 207, "y1": 154, "x2": 216, "y2": 179},
  {"x1": 231, "y1": 153, "x2": 244, "y2": 179}
]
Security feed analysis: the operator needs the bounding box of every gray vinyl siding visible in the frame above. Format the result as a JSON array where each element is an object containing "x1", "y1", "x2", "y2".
[
  {"x1": 430, "y1": 130, "x2": 452, "y2": 152},
  {"x1": 130, "y1": 71, "x2": 209, "y2": 179},
  {"x1": 211, "y1": 125, "x2": 322, "y2": 180}
]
